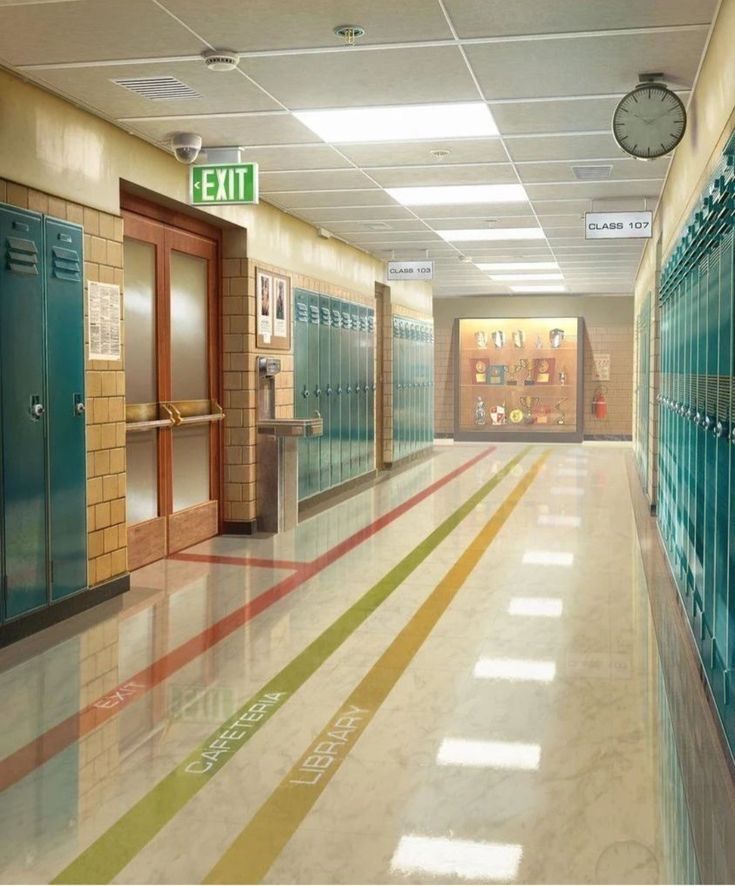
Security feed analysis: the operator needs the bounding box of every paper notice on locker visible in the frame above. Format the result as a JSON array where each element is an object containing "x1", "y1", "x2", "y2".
[{"x1": 88, "y1": 281, "x2": 121, "y2": 361}]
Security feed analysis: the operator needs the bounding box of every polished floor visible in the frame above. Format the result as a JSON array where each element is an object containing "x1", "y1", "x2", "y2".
[{"x1": 0, "y1": 443, "x2": 701, "y2": 884}]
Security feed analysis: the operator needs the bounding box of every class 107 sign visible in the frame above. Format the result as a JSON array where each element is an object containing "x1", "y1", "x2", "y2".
[
  {"x1": 585, "y1": 211, "x2": 653, "y2": 240},
  {"x1": 387, "y1": 260, "x2": 434, "y2": 282}
]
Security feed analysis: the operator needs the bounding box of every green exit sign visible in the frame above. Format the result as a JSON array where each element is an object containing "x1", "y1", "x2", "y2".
[{"x1": 190, "y1": 163, "x2": 259, "y2": 205}]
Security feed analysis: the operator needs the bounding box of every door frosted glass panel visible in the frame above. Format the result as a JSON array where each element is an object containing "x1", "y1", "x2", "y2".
[
  {"x1": 123, "y1": 239, "x2": 156, "y2": 404},
  {"x1": 173, "y1": 424, "x2": 210, "y2": 511},
  {"x1": 127, "y1": 431, "x2": 158, "y2": 524},
  {"x1": 170, "y1": 250, "x2": 208, "y2": 400}
]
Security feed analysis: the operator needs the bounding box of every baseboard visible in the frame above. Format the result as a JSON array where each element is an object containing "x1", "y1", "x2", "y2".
[
  {"x1": 584, "y1": 434, "x2": 633, "y2": 441},
  {"x1": 222, "y1": 519, "x2": 258, "y2": 536},
  {"x1": 385, "y1": 446, "x2": 435, "y2": 471},
  {"x1": 434, "y1": 432, "x2": 454, "y2": 439},
  {"x1": 0, "y1": 573, "x2": 130, "y2": 649},
  {"x1": 299, "y1": 470, "x2": 378, "y2": 520}
]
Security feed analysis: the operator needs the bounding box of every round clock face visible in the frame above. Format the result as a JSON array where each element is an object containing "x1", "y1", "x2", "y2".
[{"x1": 612, "y1": 85, "x2": 687, "y2": 159}]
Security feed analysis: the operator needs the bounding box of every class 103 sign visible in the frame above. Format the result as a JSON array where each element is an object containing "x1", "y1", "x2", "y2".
[
  {"x1": 585, "y1": 211, "x2": 653, "y2": 240},
  {"x1": 387, "y1": 260, "x2": 434, "y2": 282}
]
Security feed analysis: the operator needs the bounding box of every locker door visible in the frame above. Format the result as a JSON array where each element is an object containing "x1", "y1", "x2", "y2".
[
  {"x1": 367, "y1": 310, "x2": 375, "y2": 471},
  {"x1": 330, "y1": 301, "x2": 342, "y2": 488},
  {"x1": 429, "y1": 324, "x2": 435, "y2": 446},
  {"x1": 358, "y1": 305, "x2": 368, "y2": 475},
  {"x1": 319, "y1": 295, "x2": 332, "y2": 491},
  {"x1": 703, "y1": 251, "x2": 719, "y2": 638},
  {"x1": 294, "y1": 291, "x2": 309, "y2": 500},
  {"x1": 307, "y1": 292, "x2": 321, "y2": 497},
  {"x1": 350, "y1": 306, "x2": 360, "y2": 477},
  {"x1": 45, "y1": 217, "x2": 87, "y2": 600},
  {"x1": 394, "y1": 318, "x2": 401, "y2": 462},
  {"x1": 0, "y1": 206, "x2": 48, "y2": 619},
  {"x1": 341, "y1": 304, "x2": 351, "y2": 480}
]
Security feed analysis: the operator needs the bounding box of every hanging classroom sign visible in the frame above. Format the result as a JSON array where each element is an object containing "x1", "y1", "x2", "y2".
[{"x1": 585, "y1": 211, "x2": 652, "y2": 240}]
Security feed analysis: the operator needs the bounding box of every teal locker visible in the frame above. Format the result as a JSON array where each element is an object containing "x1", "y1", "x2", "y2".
[
  {"x1": 703, "y1": 252, "x2": 718, "y2": 634},
  {"x1": 340, "y1": 303, "x2": 352, "y2": 480},
  {"x1": 45, "y1": 217, "x2": 87, "y2": 600},
  {"x1": 294, "y1": 291, "x2": 310, "y2": 500},
  {"x1": 319, "y1": 295, "x2": 332, "y2": 491},
  {"x1": 367, "y1": 311, "x2": 375, "y2": 472},
  {"x1": 307, "y1": 292, "x2": 321, "y2": 497},
  {"x1": 0, "y1": 206, "x2": 49, "y2": 620},
  {"x1": 330, "y1": 301, "x2": 342, "y2": 488},
  {"x1": 350, "y1": 306, "x2": 360, "y2": 477},
  {"x1": 358, "y1": 305, "x2": 368, "y2": 476},
  {"x1": 396, "y1": 318, "x2": 403, "y2": 461}
]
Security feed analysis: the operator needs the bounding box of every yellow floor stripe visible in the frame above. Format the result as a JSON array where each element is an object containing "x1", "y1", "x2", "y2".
[{"x1": 205, "y1": 449, "x2": 550, "y2": 884}]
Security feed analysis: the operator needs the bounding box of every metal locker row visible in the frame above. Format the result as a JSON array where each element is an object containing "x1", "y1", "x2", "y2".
[
  {"x1": 0, "y1": 203, "x2": 87, "y2": 623},
  {"x1": 294, "y1": 288, "x2": 375, "y2": 500},
  {"x1": 392, "y1": 315, "x2": 434, "y2": 462},
  {"x1": 656, "y1": 141, "x2": 735, "y2": 758},
  {"x1": 634, "y1": 292, "x2": 651, "y2": 488}
]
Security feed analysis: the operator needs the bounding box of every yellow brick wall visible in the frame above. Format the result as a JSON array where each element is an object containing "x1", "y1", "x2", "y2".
[{"x1": 0, "y1": 178, "x2": 127, "y2": 586}]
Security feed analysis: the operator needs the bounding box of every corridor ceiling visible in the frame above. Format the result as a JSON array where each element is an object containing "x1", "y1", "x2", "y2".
[{"x1": 0, "y1": 0, "x2": 719, "y2": 297}]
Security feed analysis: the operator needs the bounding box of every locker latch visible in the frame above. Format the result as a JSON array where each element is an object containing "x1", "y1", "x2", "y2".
[
  {"x1": 74, "y1": 393, "x2": 86, "y2": 416},
  {"x1": 30, "y1": 395, "x2": 45, "y2": 420}
]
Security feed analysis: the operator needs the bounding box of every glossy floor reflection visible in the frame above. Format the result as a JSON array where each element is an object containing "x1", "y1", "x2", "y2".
[{"x1": 0, "y1": 443, "x2": 700, "y2": 884}]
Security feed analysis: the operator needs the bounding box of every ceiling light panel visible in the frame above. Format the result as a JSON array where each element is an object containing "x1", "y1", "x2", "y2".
[
  {"x1": 386, "y1": 183, "x2": 528, "y2": 207},
  {"x1": 293, "y1": 102, "x2": 498, "y2": 143},
  {"x1": 437, "y1": 228, "x2": 546, "y2": 242}
]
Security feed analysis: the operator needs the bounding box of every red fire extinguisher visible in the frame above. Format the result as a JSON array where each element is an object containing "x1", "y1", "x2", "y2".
[{"x1": 592, "y1": 387, "x2": 607, "y2": 420}]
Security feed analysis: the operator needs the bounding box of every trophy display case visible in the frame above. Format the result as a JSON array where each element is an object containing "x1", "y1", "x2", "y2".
[{"x1": 455, "y1": 317, "x2": 584, "y2": 442}]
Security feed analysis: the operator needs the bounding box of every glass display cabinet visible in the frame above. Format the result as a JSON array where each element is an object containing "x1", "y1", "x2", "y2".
[{"x1": 455, "y1": 317, "x2": 584, "y2": 442}]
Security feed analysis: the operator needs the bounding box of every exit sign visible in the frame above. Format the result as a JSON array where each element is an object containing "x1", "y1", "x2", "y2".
[{"x1": 190, "y1": 163, "x2": 259, "y2": 205}]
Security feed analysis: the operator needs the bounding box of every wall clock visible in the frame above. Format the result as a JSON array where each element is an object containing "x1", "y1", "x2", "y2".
[{"x1": 612, "y1": 79, "x2": 687, "y2": 160}]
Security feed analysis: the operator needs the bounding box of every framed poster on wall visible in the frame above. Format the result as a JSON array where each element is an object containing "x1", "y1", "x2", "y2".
[
  {"x1": 454, "y1": 316, "x2": 584, "y2": 442},
  {"x1": 256, "y1": 267, "x2": 291, "y2": 350}
]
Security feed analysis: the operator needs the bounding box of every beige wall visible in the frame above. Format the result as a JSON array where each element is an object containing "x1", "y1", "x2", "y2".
[
  {"x1": 633, "y1": 0, "x2": 735, "y2": 499},
  {"x1": 433, "y1": 295, "x2": 634, "y2": 438}
]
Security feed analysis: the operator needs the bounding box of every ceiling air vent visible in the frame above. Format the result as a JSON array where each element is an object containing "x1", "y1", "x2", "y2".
[
  {"x1": 571, "y1": 165, "x2": 613, "y2": 181},
  {"x1": 367, "y1": 222, "x2": 392, "y2": 230},
  {"x1": 112, "y1": 76, "x2": 201, "y2": 101}
]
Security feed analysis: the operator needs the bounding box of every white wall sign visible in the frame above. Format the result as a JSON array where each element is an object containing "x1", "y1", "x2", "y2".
[
  {"x1": 594, "y1": 353, "x2": 611, "y2": 381},
  {"x1": 387, "y1": 260, "x2": 434, "y2": 282},
  {"x1": 88, "y1": 281, "x2": 121, "y2": 361},
  {"x1": 585, "y1": 211, "x2": 653, "y2": 240}
]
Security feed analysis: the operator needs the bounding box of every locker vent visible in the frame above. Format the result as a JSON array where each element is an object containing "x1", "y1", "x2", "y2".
[
  {"x1": 295, "y1": 301, "x2": 308, "y2": 322},
  {"x1": 331, "y1": 308, "x2": 342, "y2": 328},
  {"x1": 52, "y1": 245, "x2": 81, "y2": 282},
  {"x1": 6, "y1": 236, "x2": 39, "y2": 276},
  {"x1": 111, "y1": 76, "x2": 201, "y2": 101}
]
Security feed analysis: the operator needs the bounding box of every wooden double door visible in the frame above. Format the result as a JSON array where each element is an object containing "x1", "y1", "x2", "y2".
[{"x1": 123, "y1": 209, "x2": 222, "y2": 570}]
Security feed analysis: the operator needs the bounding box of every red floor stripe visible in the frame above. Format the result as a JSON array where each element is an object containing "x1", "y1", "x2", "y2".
[
  {"x1": 168, "y1": 552, "x2": 306, "y2": 571},
  {"x1": 0, "y1": 445, "x2": 496, "y2": 793}
]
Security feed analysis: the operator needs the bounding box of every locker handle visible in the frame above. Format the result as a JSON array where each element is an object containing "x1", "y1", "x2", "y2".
[
  {"x1": 347, "y1": 384, "x2": 352, "y2": 393},
  {"x1": 74, "y1": 393, "x2": 86, "y2": 416},
  {"x1": 302, "y1": 386, "x2": 310, "y2": 399},
  {"x1": 315, "y1": 387, "x2": 322, "y2": 397},
  {"x1": 336, "y1": 385, "x2": 342, "y2": 395},
  {"x1": 30, "y1": 395, "x2": 45, "y2": 419},
  {"x1": 326, "y1": 385, "x2": 333, "y2": 396}
]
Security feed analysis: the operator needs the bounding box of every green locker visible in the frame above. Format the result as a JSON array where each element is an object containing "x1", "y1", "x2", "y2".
[
  {"x1": 358, "y1": 305, "x2": 368, "y2": 476},
  {"x1": 45, "y1": 217, "x2": 87, "y2": 600},
  {"x1": 307, "y1": 292, "x2": 321, "y2": 497},
  {"x1": 340, "y1": 303, "x2": 351, "y2": 480},
  {"x1": 367, "y1": 311, "x2": 375, "y2": 472},
  {"x1": 330, "y1": 301, "x2": 342, "y2": 489},
  {"x1": 396, "y1": 317, "x2": 403, "y2": 461},
  {"x1": 0, "y1": 205, "x2": 48, "y2": 619},
  {"x1": 350, "y1": 306, "x2": 360, "y2": 478},
  {"x1": 319, "y1": 295, "x2": 332, "y2": 491},
  {"x1": 294, "y1": 291, "x2": 310, "y2": 500}
]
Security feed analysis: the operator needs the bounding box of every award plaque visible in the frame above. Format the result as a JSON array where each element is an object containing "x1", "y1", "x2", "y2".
[{"x1": 532, "y1": 357, "x2": 555, "y2": 384}]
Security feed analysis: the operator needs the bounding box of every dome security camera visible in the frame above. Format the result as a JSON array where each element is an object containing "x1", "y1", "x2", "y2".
[{"x1": 171, "y1": 132, "x2": 203, "y2": 164}]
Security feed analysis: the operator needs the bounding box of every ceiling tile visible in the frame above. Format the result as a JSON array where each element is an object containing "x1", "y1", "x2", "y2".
[
  {"x1": 527, "y1": 180, "x2": 664, "y2": 201},
  {"x1": 0, "y1": 0, "x2": 203, "y2": 65},
  {"x1": 160, "y1": 0, "x2": 453, "y2": 50},
  {"x1": 507, "y1": 133, "x2": 625, "y2": 162},
  {"x1": 339, "y1": 138, "x2": 507, "y2": 167},
  {"x1": 128, "y1": 113, "x2": 321, "y2": 147},
  {"x1": 269, "y1": 189, "x2": 395, "y2": 209},
  {"x1": 465, "y1": 31, "x2": 706, "y2": 100},
  {"x1": 413, "y1": 203, "x2": 536, "y2": 220},
  {"x1": 237, "y1": 144, "x2": 352, "y2": 171},
  {"x1": 368, "y1": 164, "x2": 517, "y2": 187},
  {"x1": 31, "y1": 62, "x2": 280, "y2": 120},
  {"x1": 286, "y1": 205, "x2": 415, "y2": 222},
  {"x1": 493, "y1": 96, "x2": 627, "y2": 135},
  {"x1": 241, "y1": 47, "x2": 478, "y2": 109},
  {"x1": 518, "y1": 158, "x2": 669, "y2": 182},
  {"x1": 444, "y1": 0, "x2": 715, "y2": 38},
  {"x1": 260, "y1": 168, "x2": 376, "y2": 191}
]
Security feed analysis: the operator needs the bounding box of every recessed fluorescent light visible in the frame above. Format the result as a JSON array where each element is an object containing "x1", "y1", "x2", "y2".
[
  {"x1": 293, "y1": 102, "x2": 498, "y2": 143},
  {"x1": 437, "y1": 738, "x2": 541, "y2": 771},
  {"x1": 386, "y1": 184, "x2": 527, "y2": 207},
  {"x1": 391, "y1": 835, "x2": 523, "y2": 882},
  {"x1": 510, "y1": 284, "x2": 566, "y2": 293},
  {"x1": 438, "y1": 228, "x2": 546, "y2": 242},
  {"x1": 490, "y1": 274, "x2": 564, "y2": 282},
  {"x1": 477, "y1": 262, "x2": 559, "y2": 271},
  {"x1": 509, "y1": 597, "x2": 564, "y2": 618},
  {"x1": 474, "y1": 657, "x2": 557, "y2": 683}
]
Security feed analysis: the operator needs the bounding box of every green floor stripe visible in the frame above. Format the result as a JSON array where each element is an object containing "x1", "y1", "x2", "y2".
[{"x1": 53, "y1": 446, "x2": 533, "y2": 885}]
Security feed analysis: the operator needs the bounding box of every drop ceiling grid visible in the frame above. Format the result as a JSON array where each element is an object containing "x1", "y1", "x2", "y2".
[{"x1": 0, "y1": 0, "x2": 716, "y2": 295}]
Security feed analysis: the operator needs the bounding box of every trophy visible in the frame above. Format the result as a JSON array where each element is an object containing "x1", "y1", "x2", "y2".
[
  {"x1": 474, "y1": 330, "x2": 488, "y2": 349},
  {"x1": 520, "y1": 395, "x2": 540, "y2": 424},
  {"x1": 555, "y1": 397, "x2": 568, "y2": 425},
  {"x1": 506, "y1": 358, "x2": 529, "y2": 386},
  {"x1": 512, "y1": 329, "x2": 525, "y2": 348},
  {"x1": 474, "y1": 396, "x2": 487, "y2": 426},
  {"x1": 549, "y1": 328, "x2": 565, "y2": 348},
  {"x1": 491, "y1": 329, "x2": 505, "y2": 349},
  {"x1": 535, "y1": 334, "x2": 543, "y2": 349}
]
